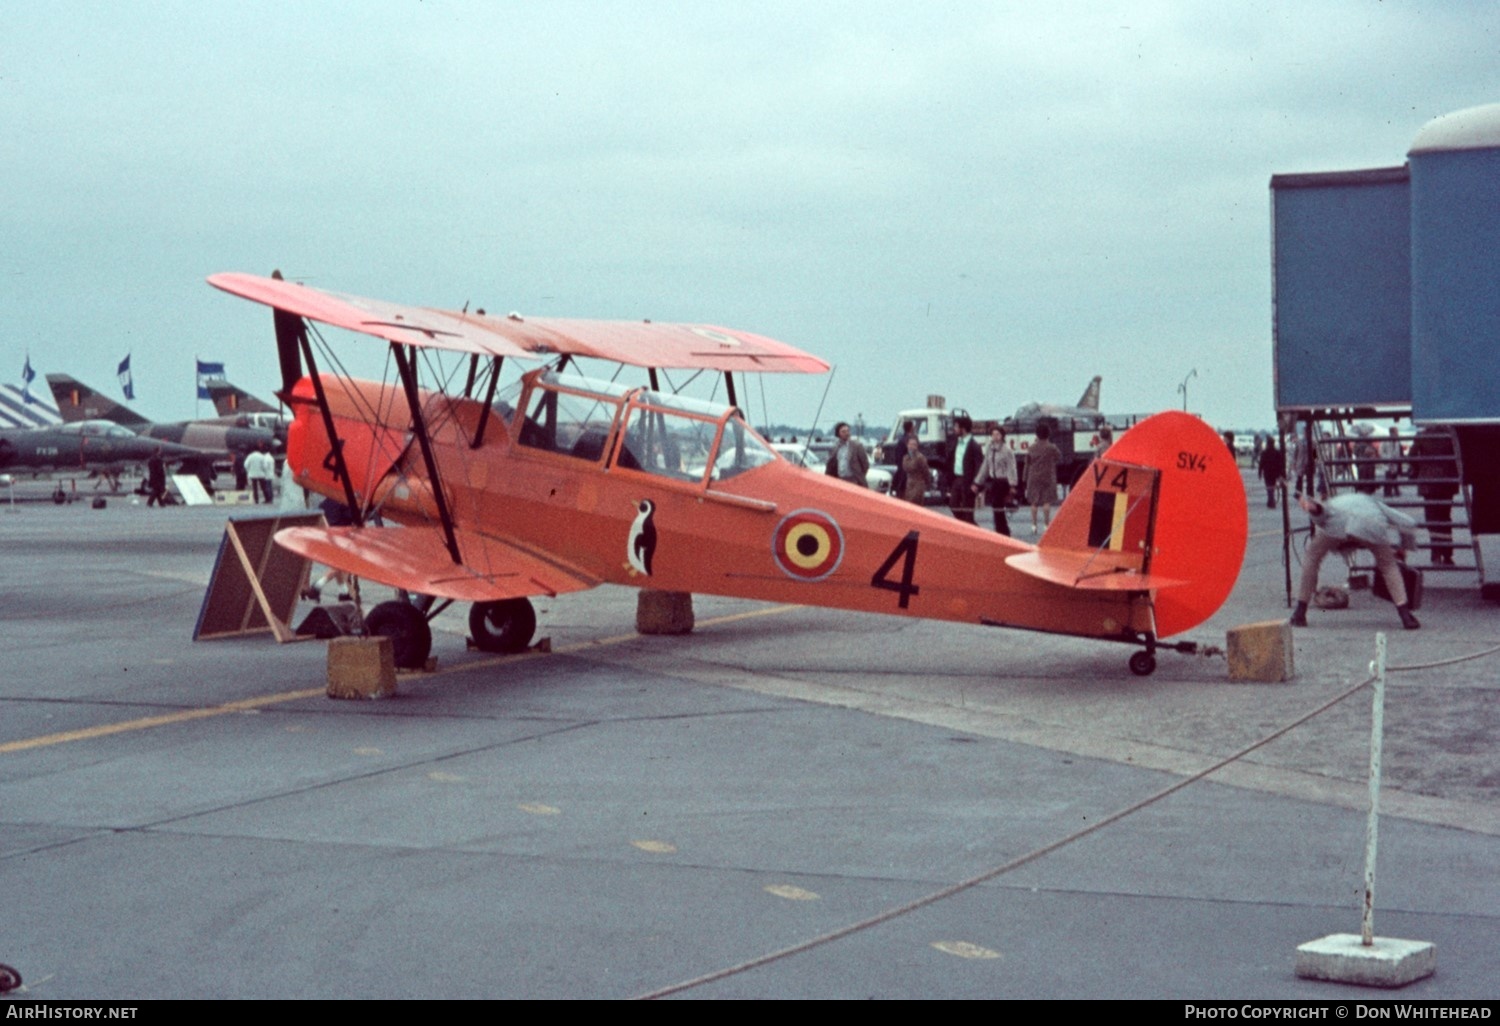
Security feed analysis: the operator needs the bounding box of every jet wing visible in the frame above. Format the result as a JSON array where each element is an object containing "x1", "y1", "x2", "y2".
[
  {"x1": 208, "y1": 272, "x2": 830, "y2": 374},
  {"x1": 276, "y1": 525, "x2": 599, "y2": 603}
]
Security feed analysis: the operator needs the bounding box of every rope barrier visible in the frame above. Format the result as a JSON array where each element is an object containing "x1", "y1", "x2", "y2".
[{"x1": 635, "y1": 669, "x2": 1380, "y2": 999}]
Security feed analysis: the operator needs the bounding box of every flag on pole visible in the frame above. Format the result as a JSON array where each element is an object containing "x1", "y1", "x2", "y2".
[
  {"x1": 22, "y1": 355, "x2": 35, "y2": 404},
  {"x1": 118, "y1": 354, "x2": 134, "y2": 400},
  {"x1": 196, "y1": 358, "x2": 226, "y2": 400}
]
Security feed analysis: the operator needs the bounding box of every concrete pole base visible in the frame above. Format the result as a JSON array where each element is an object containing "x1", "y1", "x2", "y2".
[{"x1": 1295, "y1": 933, "x2": 1436, "y2": 988}]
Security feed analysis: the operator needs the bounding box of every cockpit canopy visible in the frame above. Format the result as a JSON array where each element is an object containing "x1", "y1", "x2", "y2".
[
  {"x1": 506, "y1": 369, "x2": 775, "y2": 484},
  {"x1": 59, "y1": 421, "x2": 140, "y2": 439}
]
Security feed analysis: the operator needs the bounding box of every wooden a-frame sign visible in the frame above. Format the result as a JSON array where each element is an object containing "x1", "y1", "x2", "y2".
[{"x1": 193, "y1": 512, "x2": 325, "y2": 642}]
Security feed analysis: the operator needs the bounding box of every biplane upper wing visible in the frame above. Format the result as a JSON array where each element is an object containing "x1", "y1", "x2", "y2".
[
  {"x1": 276, "y1": 525, "x2": 599, "y2": 603},
  {"x1": 208, "y1": 272, "x2": 830, "y2": 374}
]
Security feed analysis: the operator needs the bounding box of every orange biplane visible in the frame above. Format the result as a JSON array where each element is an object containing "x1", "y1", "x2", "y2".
[{"x1": 208, "y1": 272, "x2": 1246, "y2": 676}]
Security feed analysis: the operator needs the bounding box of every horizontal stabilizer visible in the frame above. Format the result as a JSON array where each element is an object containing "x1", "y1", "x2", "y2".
[
  {"x1": 209, "y1": 272, "x2": 830, "y2": 374},
  {"x1": 1005, "y1": 549, "x2": 1186, "y2": 592},
  {"x1": 275, "y1": 525, "x2": 598, "y2": 603}
]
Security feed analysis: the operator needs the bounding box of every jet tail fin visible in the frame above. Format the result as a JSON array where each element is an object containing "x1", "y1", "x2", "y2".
[
  {"x1": 1014, "y1": 411, "x2": 1245, "y2": 638},
  {"x1": 45, "y1": 374, "x2": 149, "y2": 428},
  {"x1": 1075, "y1": 375, "x2": 1102, "y2": 411},
  {"x1": 206, "y1": 381, "x2": 277, "y2": 417}
]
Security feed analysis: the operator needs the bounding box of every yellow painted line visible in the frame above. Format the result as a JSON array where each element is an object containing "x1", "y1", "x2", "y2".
[
  {"x1": 631, "y1": 839, "x2": 678, "y2": 853},
  {"x1": 518, "y1": 802, "x2": 561, "y2": 816},
  {"x1": 0, "y1": 604, "x2": 801, "y2": 757},
  {"x1": 931, "y1": 940, "x2": 1001, "y2": 960},
  {"x1": 0, "y1": 687, "x2": 325, "y2": 754},
  {"x1": 764, "y1": 884, "x2": 820, "y2": 901}
]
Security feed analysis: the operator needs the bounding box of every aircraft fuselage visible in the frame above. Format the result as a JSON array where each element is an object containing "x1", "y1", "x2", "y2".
[{"x1": 285, "y1": 373, "x2": 1157, "y2": 642}]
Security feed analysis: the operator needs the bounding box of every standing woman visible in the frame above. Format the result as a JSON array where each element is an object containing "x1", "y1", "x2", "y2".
[
  {"x1": 972, "y1": 427, "x2": 1017, "y2": 535},
  {"x1": 900, "y1": 436, "x2": 930, "y2": 504},
  {"x1": 1025, "y1": 423, "x2": 1061, "y2": 535}
]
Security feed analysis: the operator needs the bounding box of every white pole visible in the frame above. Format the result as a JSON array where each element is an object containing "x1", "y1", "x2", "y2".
[{"x1": 1362, "y1": 631, "x2": 1387, "y2": 947}]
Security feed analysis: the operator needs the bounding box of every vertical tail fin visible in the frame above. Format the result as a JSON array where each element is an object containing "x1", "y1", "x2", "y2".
[
  {"x1": 206, "y1": 381, "x2": 277, "y2": 417},
  {"x1": 1075, "y1": 375, "x2": 1102, "y2": 411},
  {"x1": 1039, "y1": 411, "x2": 1246, "y2": 637},
  {"x1": 44, "y1": 374, "x2": 149, "y2": 428}
]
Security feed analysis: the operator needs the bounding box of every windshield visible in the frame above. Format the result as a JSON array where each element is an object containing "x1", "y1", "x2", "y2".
[
  {"x1": 618, "y1": 391, "x2": 775, "y2": 484},
  {"x1": 512, "y1": 370, "x2": 630, "y2": 462}
]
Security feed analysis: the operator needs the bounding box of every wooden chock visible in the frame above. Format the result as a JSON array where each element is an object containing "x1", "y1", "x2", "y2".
[
  {"x1": 1226, "y1": 619, "x2": 1295, "y2": 683},
  {"x1": 636, "y1": 589, "x2": 695, "y2": 635},
  {"x1": 327, "y1": 636, "x2": 398, "y2": 699}
]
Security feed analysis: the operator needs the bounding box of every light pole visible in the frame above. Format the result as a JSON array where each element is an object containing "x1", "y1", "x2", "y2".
[{"x1": 1177, "y1": 368, "x2": 1197, "y2": 412}]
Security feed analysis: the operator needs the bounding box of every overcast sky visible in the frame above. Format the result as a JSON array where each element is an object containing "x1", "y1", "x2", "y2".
[{"x1": 5, "y1": 1, "x2": 1498, "y2": 432}]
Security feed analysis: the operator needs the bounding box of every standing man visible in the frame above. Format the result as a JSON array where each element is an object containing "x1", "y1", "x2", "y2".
[
  {"x1": 1258, "y1": 440, "x2": 1286, "y2": 509},
  {"x1": 1380, "y1": 427, "x2": 1403, "y2": 497},
  {"x1": 246, "y1": 443, "x2": 275, "y2": 504},
  {"x1": 145, "y1": 447, "x2": 168, "y2": 508},
  {"x1": 827, "y1": 422, "x2": 869, "y2": 488},
  {"x1": 1410, "y1": 426, "x2": 1459, "y2": 565},
  {"x1": 947, "y1": 415, "x2": 982, "y2": 524}
]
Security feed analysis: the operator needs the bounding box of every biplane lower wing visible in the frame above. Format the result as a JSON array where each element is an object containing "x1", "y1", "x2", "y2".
[{"x1": 275, "y1": 525, "x2": 598, "y2": 603}]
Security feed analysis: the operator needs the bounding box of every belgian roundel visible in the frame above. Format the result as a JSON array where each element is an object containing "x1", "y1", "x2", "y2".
[{"x1": 772, "y1": 509, "x2": 845, "y2": 581}]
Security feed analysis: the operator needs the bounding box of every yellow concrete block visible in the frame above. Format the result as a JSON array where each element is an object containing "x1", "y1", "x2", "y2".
[
  {"x1": 636, "y1": 589, "x2": 695, "y2": 635},
  {"x1": 1226, "y1": 619, "x2": 1295, "y2": 683},
  {"x1": 327, "y1": 636, "x2": 398, "y2": 699}
]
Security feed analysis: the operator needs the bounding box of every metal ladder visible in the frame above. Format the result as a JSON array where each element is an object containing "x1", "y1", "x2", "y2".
[{"x1": 1306, "y1": 417, "x2": 1478, "y2": 577}]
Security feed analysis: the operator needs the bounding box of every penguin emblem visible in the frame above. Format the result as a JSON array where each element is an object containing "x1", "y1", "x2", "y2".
[{"x1": 627, "y1": 499, "x2": 657, "y2": 577}]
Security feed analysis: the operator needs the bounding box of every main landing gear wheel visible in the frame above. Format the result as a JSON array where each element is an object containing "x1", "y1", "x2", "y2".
[
  {"x1": 1129, "y1": 651, "x2": 1157, "y2": 677},
  {"x1": 365, "y1": 600, "x2": 433, "y2": 670},
  {"x1": 469, "y1": 598, "x2": 537, "y2": 654},
  {"x1": 0, "y1": 963, "x2": 21, "y2": 993}
]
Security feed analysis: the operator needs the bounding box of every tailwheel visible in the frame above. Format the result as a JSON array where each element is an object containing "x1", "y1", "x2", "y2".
[
  {"x1": 1128, "y1": 650, "x2": 1157, "y2": 677},
  {"x1": 364, "y1": 600, "x2": 433, "y2": 669},
  {"x1": 0, "y1": 963, "x2": 21, "y2": 993},
  {"x1": 469, "y1": 598, "x2": 537, "y2": 654}
]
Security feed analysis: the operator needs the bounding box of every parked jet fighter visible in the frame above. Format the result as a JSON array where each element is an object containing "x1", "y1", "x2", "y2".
[
  {"x1": 0, "y1": 420, "x2": 202, "y2": 486},
  {"x1": 46, "y1": 374, "x2": 280, "y2": 461},
  {"x1": 209, "y1": 272, "x2": 1246, "y2": 676},
  {"x1": 1010, "y1": 374, "x2": 1104, "y2": 424},
  {"x1": 205, "y1": 380, "x2": 290, "y2": 444}
]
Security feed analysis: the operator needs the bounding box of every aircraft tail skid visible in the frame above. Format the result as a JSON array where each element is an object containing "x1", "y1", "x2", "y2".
[{"x1": 1022, "y1": 410, "x2": 1246, "y2": 638}]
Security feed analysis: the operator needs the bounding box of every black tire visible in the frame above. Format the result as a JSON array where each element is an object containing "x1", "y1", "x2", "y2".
[
  {"x1": 0, "y1": 963, "x2": 20, "y2": 993},
  {"x1": 365, "y1": 600, "x2": 432, "y2": 670},
  {"x1": 469, "y1": 598, "x2": 537, "y2": 654},
  {"x1": 1129, "y1": 651, "x2": 1156, "y2": 677}
]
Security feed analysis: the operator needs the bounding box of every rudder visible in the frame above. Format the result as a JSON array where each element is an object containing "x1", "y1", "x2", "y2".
[{"x1": 1040, "y1": 411, "x2": 1246, "y2": 637}]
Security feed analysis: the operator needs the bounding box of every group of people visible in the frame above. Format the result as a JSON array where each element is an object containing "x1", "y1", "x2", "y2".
[
  {"x1": 825, "y1": 416, "x2": 1101, "y2": 538},
  {"x1": 139, "y1": 442, "x2": 279, "y2": 507}
]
